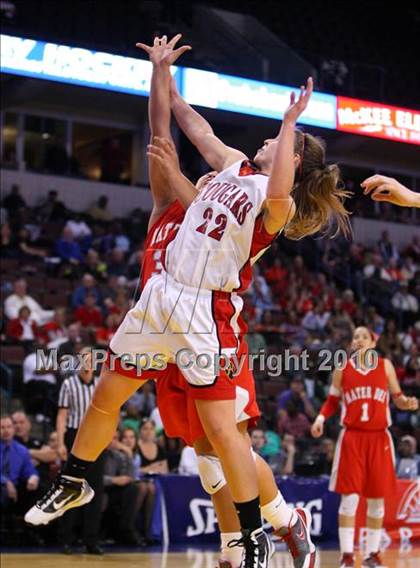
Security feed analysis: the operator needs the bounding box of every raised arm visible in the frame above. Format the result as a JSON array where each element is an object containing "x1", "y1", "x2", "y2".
[
  {"x1": 170, "y1": 77, "x2": 246, "y2": 172},
  {"x1": 136, "y1": 35, "x2": 191, "y2": 226},
  {"x1": 263, "y1": 78, "x2": 313, "y2": 234}
]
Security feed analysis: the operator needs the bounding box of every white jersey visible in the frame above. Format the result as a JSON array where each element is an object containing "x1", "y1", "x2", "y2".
[{"x1": 165, "y1": 160, "x2": 276, "y2": 292}]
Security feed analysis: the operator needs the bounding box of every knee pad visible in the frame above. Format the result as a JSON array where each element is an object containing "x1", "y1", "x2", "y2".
[
  {"x1": 339, "y1": 493, "x2": 360, "y2": 517},
  {"x1": 367, "y1": 498, "x2": 384, "y2": 519},
  {"x1": 197, "y1": 455, "x2": 227, "y2": 495}
]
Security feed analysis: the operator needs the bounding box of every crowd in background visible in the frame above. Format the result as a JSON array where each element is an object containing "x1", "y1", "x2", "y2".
[{"x1": 1, "y1": 183, "x2": 419, "y2": 550}]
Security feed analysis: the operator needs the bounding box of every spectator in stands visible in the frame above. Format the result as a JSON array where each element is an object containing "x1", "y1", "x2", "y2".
[
  {"x1": 23, "y1": 346, "x2": 57, "y2": 421},
  {"x1": 87, "y1": 195, "x2": 112, "y2": 222},
  {"x1": 95, "y1": 313, "x2": 119, "y2": 346},
  {"x1": 1, "y1": 222, "x2": 16, "y2": 258},
  {"x1": 55, "y1": 227, "x2": 83, "y2": 264},
  {"x1": 250, "y1": 428, "x2": 266, "y2": 457},
  {"x1": 107, "y1": 247, "x2": 127, "y2": 277},
  {"x1": 378, "y1": 230, "x2": 399, "y2": 264},
  {"x1": 6, "y1": 306, "x2": 39, "y2": 347},
  {"x1": 103, "y1": 432, "x2": 143, "y2": 546},
  {"x1": 395, "y1": 435, "x2": 419, "y2": 479},
  {"x1": 74, "y1": 293, "x2": 103, "y2": 329},
  {"x1": 4, "y1": 278, "x2": 54, "y2": 325},
  {"x1": 40, "y1": 307, "x2": 67, "y2": 346},
  {"x1": 37, "y1": 190, "x2": 66, "y2": 222},
  {"x1": 277, "y1": 400, "x2": 311, "y2": 439},
  {"x1": 277, "y1": 376, "x2": 315, "y2": 420},
  {"x1": 12, "y1": 411, "x2": 56, "y2": 488},
  {"x1": 15, "y1": 227, "x2": 47, "y2": 259},
  {"x1": 326, "y1": 298, "x2": 354, "y2": 344},
  {"x1": 301, "y1": 301, "x2": 330, "y2": 334},
  {"x1": 341, "y1": 289, "x2": 358, "y2": 318},
  {"x1": 2, "y1": 184, "x2": 26, "y2": 220},
  {"x1": 392, "y1": 281, "x2": 419, "y2": 326},
  {"x1": 72, "y1": 273, "x2": 101, "y2": 308},
  {"x1": 137, "y1": 419, "x2": 168, "y2": 544},
  {"x1": 65, "y1": 215, "x2": 92, "y2": 240},
  {"x1": 112, "y1": 222, "x2": 131, "y2": 253},
  {"x1": 83, "y1": 249, "x2": 108, "y2": 282},
  {"x1": 0, "y1": 415, "x2": 40, "y2": 534},
  {"x1": 120, "y1": 427, "x2": 142, "y2": 477}
]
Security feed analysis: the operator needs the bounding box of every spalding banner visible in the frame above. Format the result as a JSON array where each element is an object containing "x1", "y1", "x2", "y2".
[{"x1": 156, "y1": 475, "x2": 420, "y2": 550}]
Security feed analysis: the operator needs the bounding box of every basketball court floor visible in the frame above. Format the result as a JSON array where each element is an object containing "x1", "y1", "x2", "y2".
[{"x1": 2, "y1": 549, "x2": 419, "y2": 567}]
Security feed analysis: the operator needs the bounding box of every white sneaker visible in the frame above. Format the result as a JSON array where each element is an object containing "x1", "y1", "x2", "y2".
[{"x1": 25, "y1": 475, "x2": 94, "y2": 525}]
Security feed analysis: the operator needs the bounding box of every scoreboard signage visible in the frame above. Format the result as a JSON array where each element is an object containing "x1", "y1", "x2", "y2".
[{"x1": 337, "y1": 96, "x2": 420, "y2": 145}]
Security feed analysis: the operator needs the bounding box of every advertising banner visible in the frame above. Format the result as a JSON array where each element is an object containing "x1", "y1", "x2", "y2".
[{"x1": 337, "y1": 96, "x2": 420, "y2": 145}]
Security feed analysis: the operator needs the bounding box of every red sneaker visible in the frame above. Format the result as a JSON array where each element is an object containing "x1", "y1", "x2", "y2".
[
  {"x1": 339, "y1": 553, "x2": 355, "y2": 567},
  {"x1": 362, "y1": 552, "x2": 385, "y2": 567}
]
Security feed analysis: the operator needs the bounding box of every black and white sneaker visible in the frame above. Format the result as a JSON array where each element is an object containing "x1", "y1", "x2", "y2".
[
  {"x1": 237, "y1": 528, "x2": 274, "y2": 568},
  {"x1": 25, "y1": 475, "x2": 94, "y2": 525}
]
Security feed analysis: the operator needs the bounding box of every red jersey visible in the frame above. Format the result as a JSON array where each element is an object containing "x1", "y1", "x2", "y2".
[
  {"x1": 141, "y1": 201, "x2": 185, "y2": 288},
  {"x1": 340, "y1": 356, "x2": 391, "y2": 431}
]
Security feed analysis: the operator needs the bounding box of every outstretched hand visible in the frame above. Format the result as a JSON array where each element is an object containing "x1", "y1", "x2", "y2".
[
  {"x1": 147, "y1": 137, "x2": 181, "y2": 179},
  {"x1": 136, "y1": 34, "x2": 191, "y2": 66},
  {"x1": 284, "y1": 77, "x2": 313, "y2": 125},
  {"x1": 361, "y1": 175, "x2": 418, "y2": 207}
]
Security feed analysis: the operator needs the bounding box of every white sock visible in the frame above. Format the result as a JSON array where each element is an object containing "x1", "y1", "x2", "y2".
[
  {"x1": 366, "y1": 528, "x2": 382, "y2": 555},
  {"x1": 260, "y1": 491, "x2": 297, "y2": 530},
  {"x1": 339, "y1": 527, "x2": 355, "y2": 554},
  {"x1": 220, "y1": 532, "x2": 243, "y2": 567}
]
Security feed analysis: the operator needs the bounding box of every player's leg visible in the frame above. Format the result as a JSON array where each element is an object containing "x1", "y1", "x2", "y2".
[
  {"x1": 194, "y1": 398, "x2": 273, "y2": 567},
  {"x1": 25, "y1": 367, "x2": 143, "y2": 525},
  {"x1": 362, "y1": 431, "x2": 395, "y2": 567},
  {"x1": 195, "y1": 422, "x2": 316, "y2": 568},
  {"x1": 338, "y1": 493, "x2": 360, "y2": 567},
  {"x1": 361, "y1": 499, "x2": 384, "y2": 568}
]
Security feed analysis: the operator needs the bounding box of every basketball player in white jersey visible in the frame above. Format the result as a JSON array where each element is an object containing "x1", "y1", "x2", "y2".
[{"x1": 27, "y1": 33, "x2": 349, "y2": 567}]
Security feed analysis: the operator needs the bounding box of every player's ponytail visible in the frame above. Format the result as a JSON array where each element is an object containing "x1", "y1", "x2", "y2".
[{"x1": 284, "y1": 131, "x2": 352, "y2": 240}]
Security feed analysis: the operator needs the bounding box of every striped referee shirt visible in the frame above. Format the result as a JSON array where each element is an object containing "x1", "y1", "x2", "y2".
[{"x1": 58, "y1": 374, "x2": 100, "y2": 429}]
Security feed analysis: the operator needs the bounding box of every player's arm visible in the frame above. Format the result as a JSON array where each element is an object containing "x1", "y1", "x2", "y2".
[
  {"x1": 137, "y1": 35, "x2": 192, "y2": 225},
  {"x1": 311, "y1": 367, "x2": 342, "y2": 438},
  {"x1": 147, "y1": 137, "x2": 199, "y2": 208},
  {"x1": 170, "y1": 77, "x2": 247, "y2": 172},
  {"x1": 385, "y1": 358, "x2": 419, "y2": 411},
  {"x1": 361, "y1": 175, "x2": 420, "y2": 208},
  {"x1": 263, "y1": 78, "x2": 313, "y2": 234}
]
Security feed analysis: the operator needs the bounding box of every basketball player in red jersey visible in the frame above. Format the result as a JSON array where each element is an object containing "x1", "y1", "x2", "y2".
[
  {"x1": 311, "y1": 326, "x2": 418, "y2": 568},
  {"x1": 133, "y1": 38, "x2": 316, "y2": 568},
  {"x1": 28, "y1": 28, "x2": 346, "y2": 566}
]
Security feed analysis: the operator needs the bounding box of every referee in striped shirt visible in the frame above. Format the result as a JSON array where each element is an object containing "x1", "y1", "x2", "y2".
[{"x1": 57, "y1": 347, "x2": 104, "y2": 555}]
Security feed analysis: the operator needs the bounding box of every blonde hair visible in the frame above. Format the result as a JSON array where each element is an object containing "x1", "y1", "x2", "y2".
[{"x1": 285, "y1": 131, "x2": 352, "y2": 240}]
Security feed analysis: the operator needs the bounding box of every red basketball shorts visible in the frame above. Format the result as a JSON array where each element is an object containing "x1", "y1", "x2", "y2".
[{"x1": 330, "y1": 428, "x2": 397, "y2": 498}]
